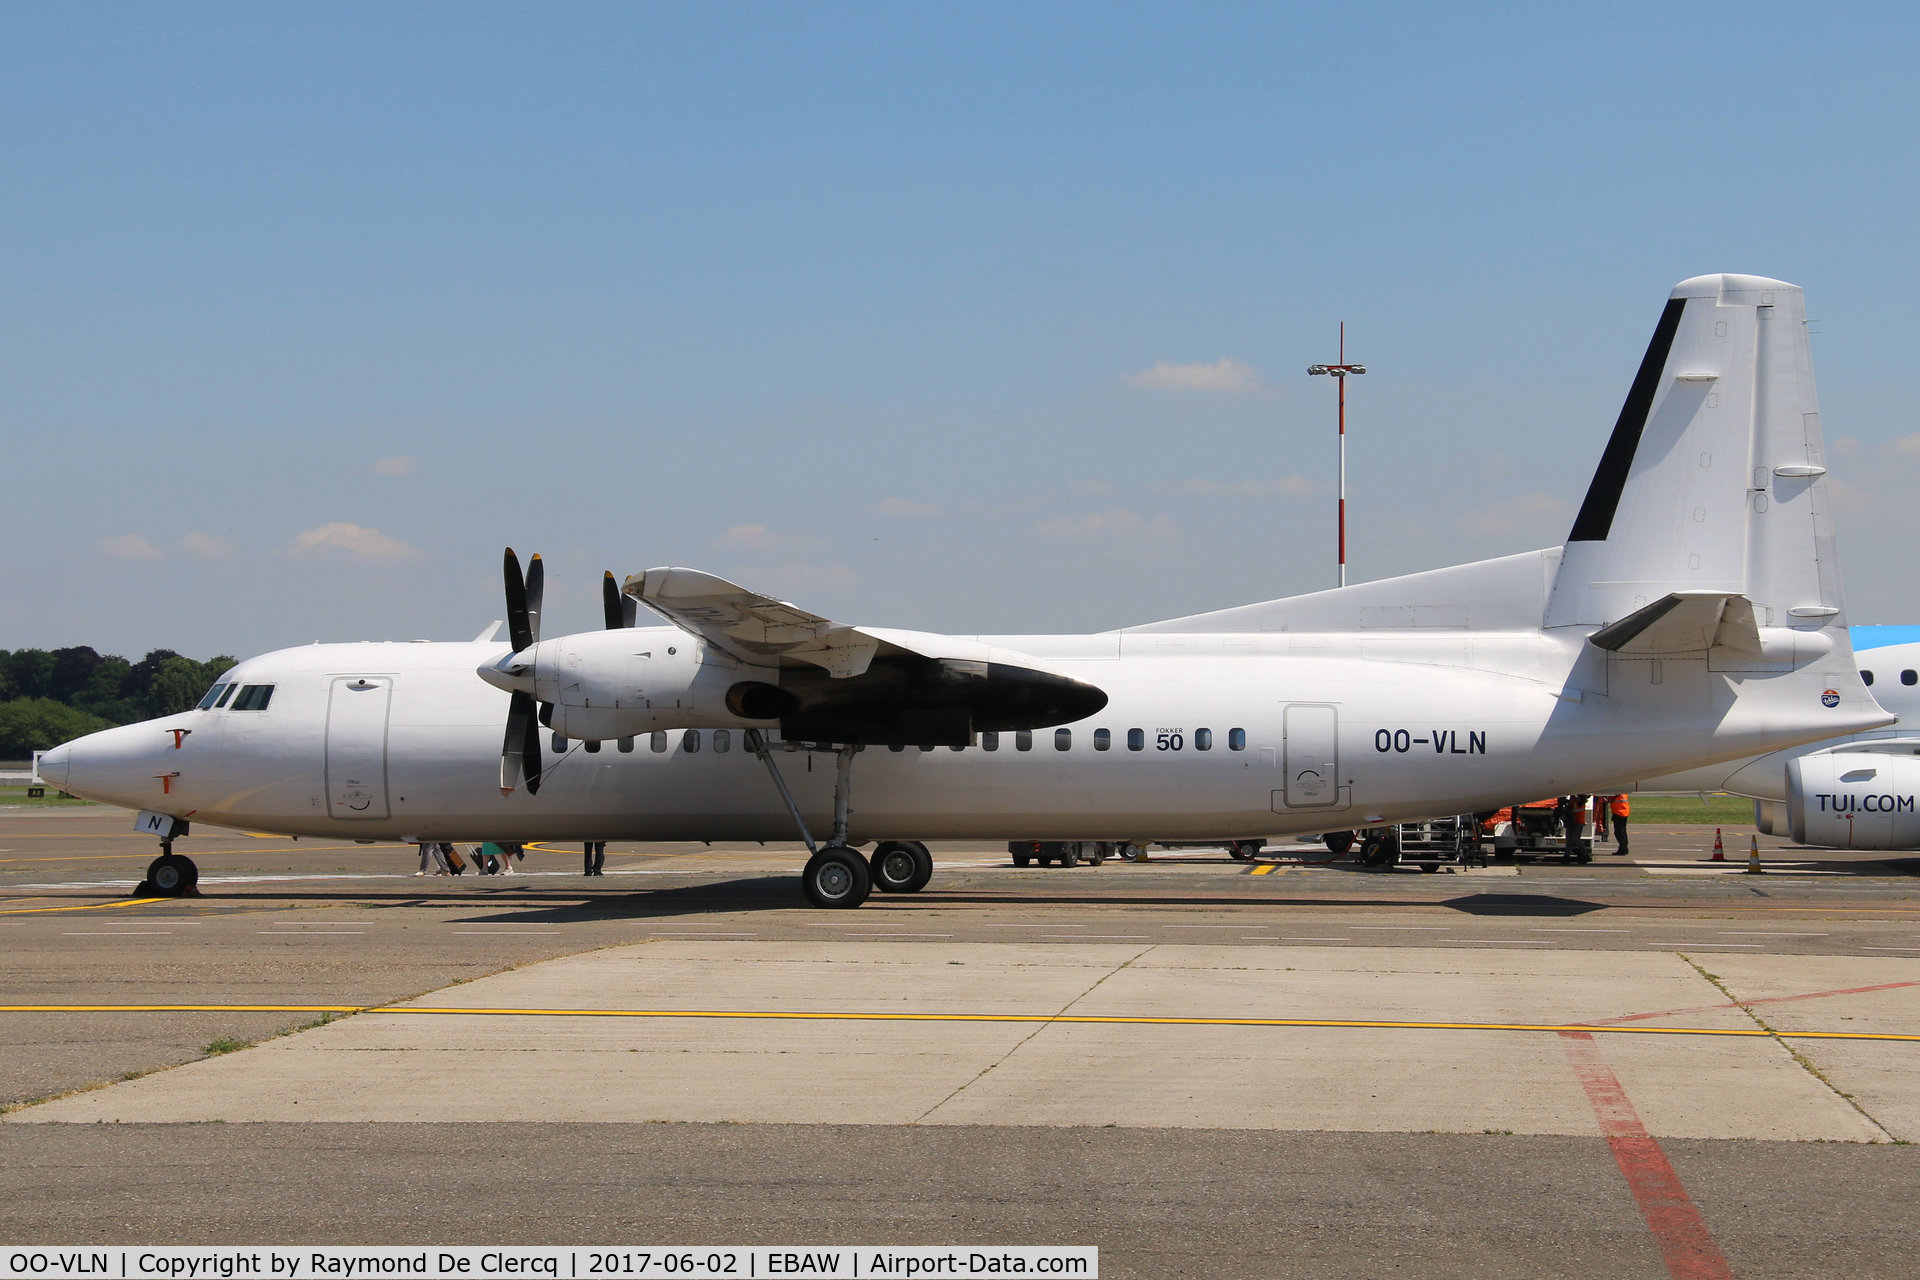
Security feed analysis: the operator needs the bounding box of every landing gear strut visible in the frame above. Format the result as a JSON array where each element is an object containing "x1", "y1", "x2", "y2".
[{"x1": 746, "y1": 730, "x2": 878, "y2": 908}]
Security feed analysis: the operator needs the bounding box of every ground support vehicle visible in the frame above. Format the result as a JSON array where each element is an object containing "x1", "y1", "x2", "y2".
[
  {"x1": 1487, "y1": 803, "x2": 1592, "y2": 864},
  {"x1": 1355, "y1": 816, "x2": 1484, "y2": 872},
  {"x1": 1008, "y1": 840, "x2": 1114, "y2": 867}
]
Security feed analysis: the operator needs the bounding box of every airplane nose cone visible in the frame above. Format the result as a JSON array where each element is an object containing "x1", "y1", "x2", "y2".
[
  {"x1": 50, "y1": 721, "x2": 183, "y2": 809},
  {"x1": 37, "y1": 742, "x2": 70, "y2": 789}
]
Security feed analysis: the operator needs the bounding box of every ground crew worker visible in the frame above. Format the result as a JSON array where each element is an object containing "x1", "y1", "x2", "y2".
[
  {"x1": 1592, "y1": 795, "x2": 1611, "y2": 842},
  {"x1": 1609, "y1": 794, "x2": 1630, "y2": 856},
  {"x1": 582, "y1": 841, "x2": 606, "y2": 876}
]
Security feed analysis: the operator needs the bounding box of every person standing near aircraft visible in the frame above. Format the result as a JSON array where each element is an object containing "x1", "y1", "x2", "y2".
[
  {"x1": 1609, "y1": 794, "x2": 1630, "y2": 856},
  {"x1": 583, "y1": 841, "x2": 605, "y2": 876}
]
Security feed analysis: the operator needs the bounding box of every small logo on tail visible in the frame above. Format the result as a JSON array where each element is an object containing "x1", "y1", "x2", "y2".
[{"x1": 1821, "y1": 689, "x2": 1841, "y2": 708}]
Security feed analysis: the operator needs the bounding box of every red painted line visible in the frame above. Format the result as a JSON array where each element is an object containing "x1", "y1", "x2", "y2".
[
  {"x1": 1561, "y1": 1030, "x2": 1734, "y2": 1280},
  {"x1": 1591, "y1": 978, "x2": 1920, "y2": 1026}
]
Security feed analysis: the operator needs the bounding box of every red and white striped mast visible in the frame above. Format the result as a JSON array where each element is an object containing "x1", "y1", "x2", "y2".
[{"x1": 1309, "y1": 325, "x2": 1366, "y2": 587}]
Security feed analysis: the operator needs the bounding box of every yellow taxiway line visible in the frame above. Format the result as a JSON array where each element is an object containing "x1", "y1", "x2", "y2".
[
  {"x1": 0, "y1": 898, "x2": 166, "y2": 915},
  {"x1": 0, "y1": 1003, "x2": 1914, "y2": 1042}
]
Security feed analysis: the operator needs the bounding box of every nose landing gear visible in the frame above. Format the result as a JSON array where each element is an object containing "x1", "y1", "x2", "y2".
[{"x1": 137, "y1": 837, "x2": 200, "y2": 897}]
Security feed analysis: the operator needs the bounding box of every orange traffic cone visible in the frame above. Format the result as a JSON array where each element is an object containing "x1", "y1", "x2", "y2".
[
  {"x1": 1746, "y1": 834, "x2": 1765, "y2": 875},
  {"x1": 1711, "y1": 828, "x2": 1725, "y2": 861}
]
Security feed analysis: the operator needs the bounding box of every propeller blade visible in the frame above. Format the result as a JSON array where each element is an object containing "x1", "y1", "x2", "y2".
[
  {"x1": 603, "y1": 571, "x2": 624, "y2": 629},
  {"x1": 504, "y1": 548, "x2": 532, "y2": 653},
  {"x1": 525, "y1": 554, "x2": 544, "y2": 645},
  {"x1": 501, "y1": 689, "x2": 532, "y2": 794},
  {"x1": 522, "y1": 694, "x2": 544, "y2": 795}
]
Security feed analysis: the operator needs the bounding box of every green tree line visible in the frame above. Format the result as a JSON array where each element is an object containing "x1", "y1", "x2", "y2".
[{"x1": 0, "y1": 647, "x2": 234, "y2": 758}]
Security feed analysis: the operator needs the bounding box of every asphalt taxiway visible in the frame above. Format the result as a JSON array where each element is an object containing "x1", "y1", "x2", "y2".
[{"x1": 3, "y1": 806, "x2": 1917, "y2": 1278}]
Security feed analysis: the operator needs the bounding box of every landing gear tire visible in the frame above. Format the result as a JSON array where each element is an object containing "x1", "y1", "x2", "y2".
[
  {"x1": 1012, "y1": 851, "x2": 1032, "y2": 867},
  {"x1": 1087, "y1": 843, "x2": 1109, "y2": 866},
  {"x1": 1059, "y1": 846, "x2": 1081, "y2": 868},
  {"x1": 1359, "y1": 834, "x2": 1400, "y2": 870},
  {"x1": 144, "y1": 853, "x2": 198, "y2": 896},
  {"x1": 1323, "y1": 831, "x2": 1357, "y2": 857},
  {"x1": 871, "y1": 841, "x2": 933, "y2": 893},
  {"x1": 1228, "y1": 840, "x2": 1260, "y2": 861},
  {"x1": 803, "y1": 845, "x2": 871, "y2": 908}
]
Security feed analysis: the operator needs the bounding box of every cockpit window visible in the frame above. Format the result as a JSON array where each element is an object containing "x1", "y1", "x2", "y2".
[
  {"x1": 196, "y1": 683, "x2": 230, "y2": 710},
  {"x1": 230, "y1": 684, "x2": 275, "y2": 711},
  {"x1": 215, "y1": 684, "x2": 237, "y2": 708}
]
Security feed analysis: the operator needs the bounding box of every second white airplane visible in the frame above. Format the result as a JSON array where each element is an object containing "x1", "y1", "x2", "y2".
[{"x1": 40, "y1": 273, "x2": 1891, "y2": 904}]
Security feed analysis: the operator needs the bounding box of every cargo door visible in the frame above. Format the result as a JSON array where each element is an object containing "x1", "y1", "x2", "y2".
[
  {"x1": 325, "y1": 677, "x2": 392, "y2": 820},
  {"x1": 1281, "y1": 703, "x2": 1340, "y2": 808}
]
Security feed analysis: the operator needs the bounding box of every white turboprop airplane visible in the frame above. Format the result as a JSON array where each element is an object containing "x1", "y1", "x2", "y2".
[
  {"x1": 37, "y1": 273, "x2": 1894, "y2": 906},
  {"x1": 1633, "y1": 625, "x2": 1920, "y2": 848}
]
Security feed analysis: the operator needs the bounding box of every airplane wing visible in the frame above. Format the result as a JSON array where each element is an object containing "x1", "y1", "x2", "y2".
[
  {"x1": 622, "y1": 567, "x2": 1107, "y2": 745},
  {"x1": 623, "y1": 567, "x2": 1055, "y2": 677}
]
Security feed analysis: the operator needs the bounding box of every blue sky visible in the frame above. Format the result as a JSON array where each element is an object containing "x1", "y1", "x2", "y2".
[{"x1": 6, "y1": 3, "x2": 1920, "y2": 658}]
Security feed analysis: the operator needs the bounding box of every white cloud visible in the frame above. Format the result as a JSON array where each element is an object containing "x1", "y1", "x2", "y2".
[
  {"x1": 871, "y1": 497, "x2": 944, "y2": 517},
  {"x1": 1179, "y1": 476, "x2": 1316, "y2": 499},
  {"x1": 98, "y1": 533, "x2": 162, "y2": 561},
  {"x1": 711, "y1": 524, "x2": 824, "y2": 553},
  {"x1": 1124, "y1": 358, "x2": 1261, "y2": 394},
  {"x1": 1832, "y1": 436, "x2": 1861, "y2": 457},
  {"x1": 177, "y1": 531, "x2": 232, "y2": 557},
  {"x1": 1458, "y1": 493, "x2": 1568, "y2": 537},
  {"x1": 372, "y1": 456, "x2": 416, "y2": 476},
  {"x1": 1886, "y1": 434, "x2": 1920, "y2": 456},
  {"x1": 288, "y1": 522, "x2": 421, "y2": 560},
  {"x1": 1036, "y1": 506, "x2": 1180, "y2": 541}
]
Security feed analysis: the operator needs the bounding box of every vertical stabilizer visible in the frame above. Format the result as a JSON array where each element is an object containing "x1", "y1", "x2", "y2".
[{"x1": 1546, "y1": 275, "x2": 1842, "y2": 631}]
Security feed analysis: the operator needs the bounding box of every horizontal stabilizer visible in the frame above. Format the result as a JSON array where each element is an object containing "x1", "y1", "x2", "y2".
[{"x1": 1588, "y1": 591, "x2": 1744, "y2": 655}]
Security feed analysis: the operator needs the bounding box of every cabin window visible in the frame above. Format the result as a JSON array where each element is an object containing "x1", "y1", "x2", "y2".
[
  {"x1": 1195, "y1": 727, "x2": 1213, "y2": 751},
  {"x1": 196, "y1": 683, "x2": 230, "y2": 710},
  {"x1": 682, "y1": 729, "x2": 701, "y2": 753},
  {"x1": 1127, "y1": 728, "x2": 1145, "y2": 751},
  {"x1": 230, "y1": 684, "x2": 274, "y2": 711},
  {"x1": 1904, "y1": 670, "x2": 1917, "y2": 686},
  {"x1": 1863, "y1": 670, "x2": 1876, "y2": 685},
  {"x1": 1016, "y1": 730, "x2": 1033, "y2": 752},
  {"x1": 584, "y1": 739, "x2": 601, "y2": 753},
  {"x1": 713, "y1": 729, "x2": 731, "y2": 753},
  {"x1": 552, "y1": 733, "x2": 568, "y2": 751},
  {"x1": 1094, "y1": 728, "x2": 1111, "y2": 751},
  {"x1": 1055, "y1": 728, "x2": 1072, "y2": 751},
  {"x1": 618, "y1": 736, "x2": 635, "y2": 753},
  {"x1": 1228, "y1": 727, "x2": 1247, "y2": 751},
  {"x1": 981, "y1": 732, "x2": 998, "y2": 752},
  {"x1": 650, "y1": 731, "x2": 668, "y2": 753}
]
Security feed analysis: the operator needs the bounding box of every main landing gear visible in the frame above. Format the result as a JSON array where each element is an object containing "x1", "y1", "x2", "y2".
[{"x1": 744, "y1": 731, "x2": 934, "y2": 908}]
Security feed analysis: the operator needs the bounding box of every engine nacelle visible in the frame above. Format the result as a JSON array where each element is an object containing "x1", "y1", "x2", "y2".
[
  {"x1": 529, "y1": 627, "x2": 777, "y2": 741},
  {"x1": 1787, "y1": 752, "x2": 1920, "y2": 848}
]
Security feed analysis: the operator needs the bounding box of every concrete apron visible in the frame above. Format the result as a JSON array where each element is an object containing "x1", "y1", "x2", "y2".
[{"x1": 9, "y1": 941, "x2": 1914, "y2": 1140}]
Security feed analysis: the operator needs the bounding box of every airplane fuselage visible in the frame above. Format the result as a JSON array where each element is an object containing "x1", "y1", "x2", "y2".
[{"x1": 45, "y1": 623, "x2": 1879, "y2": 845}]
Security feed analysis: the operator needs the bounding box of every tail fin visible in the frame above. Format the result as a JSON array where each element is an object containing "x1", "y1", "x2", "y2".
[{"x1": 1545, "y1": 274, "x2": 1842, "y2": 631}]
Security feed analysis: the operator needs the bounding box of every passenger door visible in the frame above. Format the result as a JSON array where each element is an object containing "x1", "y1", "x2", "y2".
[{"x1": 325, "y1": 677, "x2": 392, "y2": 820}]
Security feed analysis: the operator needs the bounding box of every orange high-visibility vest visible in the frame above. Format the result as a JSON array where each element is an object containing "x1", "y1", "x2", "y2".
[{"x1": 1609, "y1": 794, "x2": 1630, "y2": 818}]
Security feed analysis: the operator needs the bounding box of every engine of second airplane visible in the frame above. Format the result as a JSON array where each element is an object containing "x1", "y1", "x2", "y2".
[{"x1": 1786, "y1": 752, "x2": 1920, "y2": 849}]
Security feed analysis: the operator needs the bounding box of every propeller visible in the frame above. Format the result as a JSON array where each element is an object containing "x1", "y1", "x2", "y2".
[
  {"x1": 603, "y1": 571, "x2": 638, "y2": 629},
  {"x1": 498, "y1": 548, "x2": 545, "y2": 796}
]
